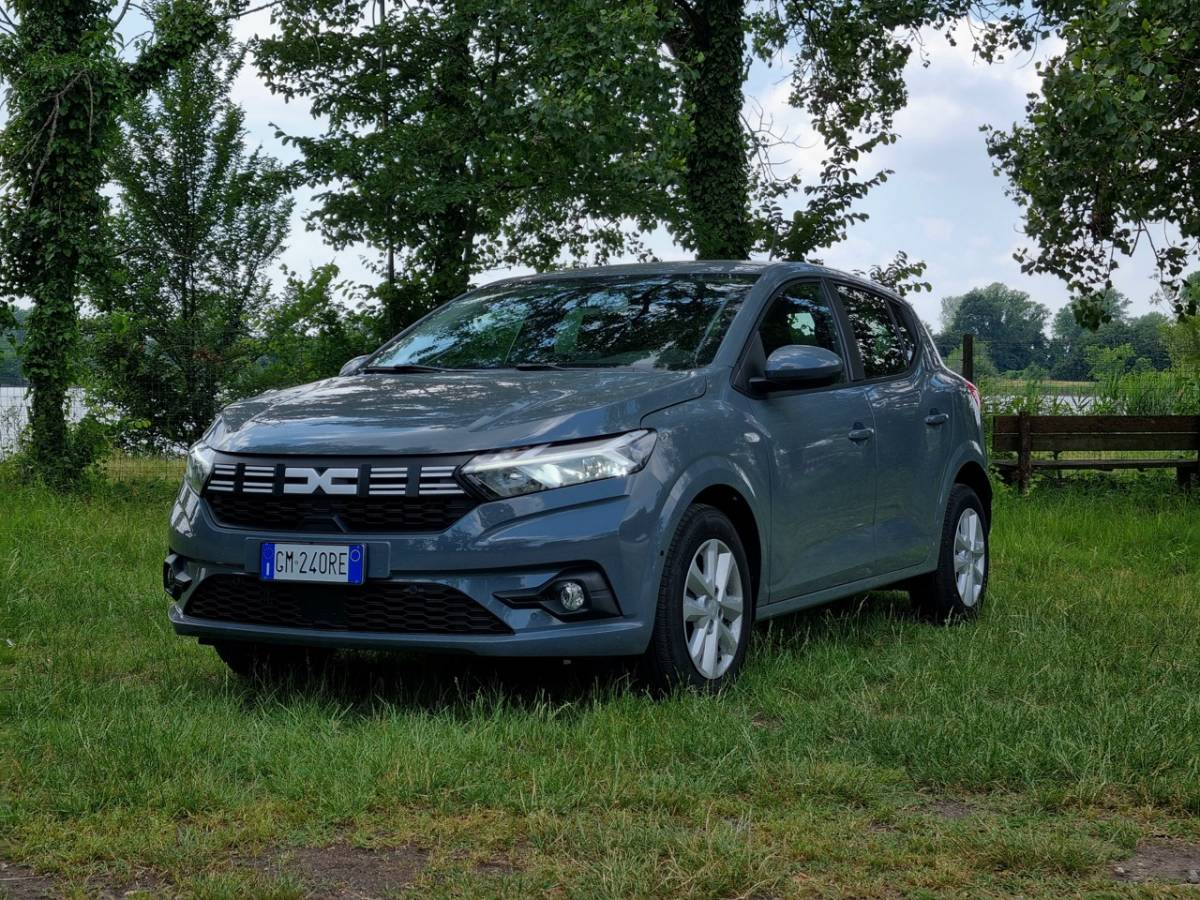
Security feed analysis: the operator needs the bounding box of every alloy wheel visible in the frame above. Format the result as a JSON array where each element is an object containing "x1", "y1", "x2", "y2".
[
  {"x1": 682, "y1": 538, "x2": 745, "y2": 679},
  {"x1": 953, "y1": 508, "x2": 986, "y2": 607}
]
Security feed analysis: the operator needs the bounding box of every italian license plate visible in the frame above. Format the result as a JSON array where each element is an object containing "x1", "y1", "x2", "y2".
[{"x1": 260, "y1": 542, "x2": 365, "y2": 585}]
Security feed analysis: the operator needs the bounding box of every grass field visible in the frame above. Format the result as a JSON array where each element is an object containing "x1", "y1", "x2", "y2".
[{"x1": 2, "y1": 475, "x2": 1199, "y2": 898}]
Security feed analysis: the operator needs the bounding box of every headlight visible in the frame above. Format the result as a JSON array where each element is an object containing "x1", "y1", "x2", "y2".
[
  {"x1": 462, "y1": 430, "x2": 657, "y2": 499},
  {"x1": 184, "y1": 442, "x2": 215, "y2": 494}
]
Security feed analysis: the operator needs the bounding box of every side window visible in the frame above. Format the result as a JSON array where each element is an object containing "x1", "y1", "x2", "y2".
[
  {"x1": 757, "y1": 282, "x2": 844, "y2": 382},
  {"x1": 836, "y1": 284, "x2": 913, "y2": 379},
  {"x1": 891, "y1": 302, "x2": 918, "y2": 366}
]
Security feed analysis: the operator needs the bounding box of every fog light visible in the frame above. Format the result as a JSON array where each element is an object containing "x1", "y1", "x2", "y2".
[{"x1": 556, "y1": 580, "x2": 587, "y2": 612}]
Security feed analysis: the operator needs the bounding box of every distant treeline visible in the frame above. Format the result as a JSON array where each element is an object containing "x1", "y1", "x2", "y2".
[{"x1": 929, "y1": 282, "x2": 1190, "y2": 379}]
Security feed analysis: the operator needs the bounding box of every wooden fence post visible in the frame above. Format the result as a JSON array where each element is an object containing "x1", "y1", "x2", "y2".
[
  {"x1": 961, "y1": 333, "x2": 974, "y2": 383},
  {"x1": 1017, "y1": 409, "x2": 1032, "y2": 494}
]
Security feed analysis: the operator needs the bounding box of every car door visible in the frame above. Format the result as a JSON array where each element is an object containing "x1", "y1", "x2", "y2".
[
  {"x1": 832, "y1": 282, "x2": 948, "y2": 572},
  {"x1": 742, "y1": 279, "x2": 878, "y2": 600}
]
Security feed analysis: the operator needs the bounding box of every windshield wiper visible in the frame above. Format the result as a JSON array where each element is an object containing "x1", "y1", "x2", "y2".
[
  {"x1": 361, "y1": 364, "x2": 446, "y2": 374},
  {"x1": 509, "y1": 361, "x2": 623, "y2": 370}
]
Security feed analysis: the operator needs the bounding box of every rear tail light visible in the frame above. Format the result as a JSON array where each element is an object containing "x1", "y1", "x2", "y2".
[{"x1": 964, "y1": 379, "x2": 982, "y2": 428}]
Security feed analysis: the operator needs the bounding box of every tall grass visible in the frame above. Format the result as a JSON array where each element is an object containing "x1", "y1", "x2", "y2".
[{"x1": 2, "y1": 477, "x2": 1199, "y2": 896}]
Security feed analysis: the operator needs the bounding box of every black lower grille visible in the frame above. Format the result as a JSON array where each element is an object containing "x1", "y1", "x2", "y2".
[
  {"x1": 204, "y1": 492, "x2": 479, "y2": 533},
  {"x1": 185, "y1": 576, "x2": 511, "y2": 635}
]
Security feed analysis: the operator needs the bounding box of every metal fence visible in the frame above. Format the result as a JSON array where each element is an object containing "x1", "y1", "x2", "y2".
[{"x1": 0, "y1": 381, "x2": 185, "y2": 482}]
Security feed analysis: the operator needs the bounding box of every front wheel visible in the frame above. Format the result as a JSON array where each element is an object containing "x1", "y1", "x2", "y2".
[
  {"x1": 910, "y1": 484, "x2": 989, "y2": 620},
  {"x1": 641, "y1": 504, "x2": 752, "y2": 691}
]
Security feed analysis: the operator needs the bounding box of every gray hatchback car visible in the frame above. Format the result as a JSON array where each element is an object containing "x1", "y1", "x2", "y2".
[{"x1": 166, "y1": 261, "x2": 990, "y2": 689}]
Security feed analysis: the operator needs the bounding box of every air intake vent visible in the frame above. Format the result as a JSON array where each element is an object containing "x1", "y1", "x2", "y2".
[{"x1": 185, "y1": 575, "x2": 512, "y2": 635}]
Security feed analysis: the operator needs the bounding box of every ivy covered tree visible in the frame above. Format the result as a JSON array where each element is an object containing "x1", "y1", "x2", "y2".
[
  {"x1": 0, "y1": 0, "x2": 218, "y2": 486},
  {"x1": 89, "y1": 12, "x2": 293, "y2": 448},
  {"x1": 985, "y1": 0, "x2": 1200, "y2": 322},
  {"x1": 666, "y1": 0, "x2": 1041, "y2": 262},
  {"x1": 256, "y1": 0, "x2": 683, "y2": 330}
]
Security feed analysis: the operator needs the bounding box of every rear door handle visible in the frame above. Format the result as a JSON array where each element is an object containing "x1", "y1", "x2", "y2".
[
  {"x1": 848, "y1": 425, "x2": 874, "y2": 443},
  {"x1": 925, "y1": 411, "x2": 950, "y2": 426}
]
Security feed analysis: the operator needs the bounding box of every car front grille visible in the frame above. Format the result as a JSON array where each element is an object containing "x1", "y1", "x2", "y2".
[
  {"x1": 201, "y1": 458, "x2": 481, "y2": 533},
  {"x1": 205, "y1": 492, "x2": 479, "y2": 533},
  {"x1": 185, "y1": 575, "x2": 512, "y2": 635}
]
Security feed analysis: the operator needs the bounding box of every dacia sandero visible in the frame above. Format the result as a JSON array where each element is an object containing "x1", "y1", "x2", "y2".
[{"x1": 166, "y1": 262, "x2": 990, "y2": 689}]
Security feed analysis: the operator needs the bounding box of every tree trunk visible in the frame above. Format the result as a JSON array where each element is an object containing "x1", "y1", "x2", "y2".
[
  {"x1": 670, "y1": 0, "x2": 753, "y2": 260},
  {"x1": 23, "y1": 281, "x2": 76, "y2": 482}
]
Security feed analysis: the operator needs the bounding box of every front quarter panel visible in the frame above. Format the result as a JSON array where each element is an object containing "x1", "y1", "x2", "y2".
[{"x1": 640, "y1": 380, "x2": 772, "y2": 610}]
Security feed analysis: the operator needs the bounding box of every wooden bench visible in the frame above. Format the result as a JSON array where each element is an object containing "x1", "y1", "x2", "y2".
[{"x1": 993, "y1": 412, "x2": 1200, "y2": 492}]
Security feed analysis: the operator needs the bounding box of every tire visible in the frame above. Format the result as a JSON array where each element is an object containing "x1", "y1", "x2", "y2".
[
  {"x1": 213, "y1": 641, "x2": 333, "y2": 681},
  {"x1": 910, "y1": 484, "x2": 989, "y2": 621},
  {"x1": 641, "y1": 504, "x2": 753, "y2": 692}
]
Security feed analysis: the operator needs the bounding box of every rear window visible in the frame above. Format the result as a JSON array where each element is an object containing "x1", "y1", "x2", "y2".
[{"x1": 835, "y1": 284, "x2": 915, "y2": 379}]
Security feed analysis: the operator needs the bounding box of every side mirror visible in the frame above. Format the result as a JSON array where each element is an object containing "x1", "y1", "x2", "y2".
[
  {"x1": 753, "y1": 345, "x2": 843, "y2": 392},
  {"x1": 339, "y1": 354, "x2": 370, "y2": 376}
]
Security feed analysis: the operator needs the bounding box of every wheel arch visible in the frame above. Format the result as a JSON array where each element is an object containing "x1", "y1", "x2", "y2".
[
  {"x1": 690, "y1": 484, "x2": 762, "y2": 611},
  {"x1": 651, "y1": 458, "x2": 770, "y2": 612},
  {"x1": 953, "y1": 460, "x2": 992, "y2": 524}
]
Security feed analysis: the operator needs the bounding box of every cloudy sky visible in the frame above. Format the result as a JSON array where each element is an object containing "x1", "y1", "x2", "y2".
[{"x1": 228, "y1": 12, "x2": 1166, "y2": 330}]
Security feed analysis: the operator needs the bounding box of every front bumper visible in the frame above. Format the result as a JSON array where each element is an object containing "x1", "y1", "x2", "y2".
[{"x1": 166, "y1": 469, "x2": 663, "y2": 657}]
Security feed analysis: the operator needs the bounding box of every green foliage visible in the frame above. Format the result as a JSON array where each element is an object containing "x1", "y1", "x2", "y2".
[
  {"x1": 937, "y1": 283, "x2": 1050, "y2": 373},
  {"x1": 256, "y1": 0, "x2": 683, "y2": 331},
  {"x1": 87, "y1": 15, "x2": 293, "y2": 450},
  {"x1": 1047, "y1": 289, "x2": 1170, "y2": 379},
  {"x1": 228, "y1": 265, "x2": 381, "y2": 397},
  {"x1": 1161, "y1": 313, "x2": 1200, "y2": 370},
  {"x1": 855, "y1": 250, "x2": 930, "y2": 297},
  {"x1": 945, "y1": 340, "x2": 999, "y2": 378},
  {"x1": 667, "y1": 0, "x2": 753, "y2": 259},
  {"x1": 1085, "y1": 343, "x2": 1200, "y2": 415},
  {"x1": 0, "y1": 0, "x2": 218, "y2": 486},
  {"x1": 747, "y1": 0, "x2": 1039, "y2": 262},
  {"x1": 985, "y1": 0, "x2": 1200, "y2": 316}
]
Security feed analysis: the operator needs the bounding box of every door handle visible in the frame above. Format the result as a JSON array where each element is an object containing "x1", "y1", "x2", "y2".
[
  {"x1": 925, "y1": 411, "x2": 950, "y2": 426},
  {"x1": 848, "y1": 425, "x2": 874, "y2": 443}
]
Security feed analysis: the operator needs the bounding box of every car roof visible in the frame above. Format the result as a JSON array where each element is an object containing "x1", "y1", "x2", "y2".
[{"x1": 496, "y1": 260, "x2": 905, "y2": 303}]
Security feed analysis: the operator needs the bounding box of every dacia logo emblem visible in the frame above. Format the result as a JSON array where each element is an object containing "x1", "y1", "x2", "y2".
[{"x1": 282, "y1": 466, "x2": 358, "y2": 495}]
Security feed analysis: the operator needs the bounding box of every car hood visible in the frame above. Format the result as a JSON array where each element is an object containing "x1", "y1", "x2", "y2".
[{"x1": 209, "y1": 369, "x2": 707, "y2": 456}]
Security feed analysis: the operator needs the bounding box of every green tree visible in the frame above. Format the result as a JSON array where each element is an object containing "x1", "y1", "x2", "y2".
[
  {"x1": 1047, "y1": 290, "x2": 1170, "y2": 379},
  {"x1": 0, "y1": 0, "x2": 218, "y2": 485},
  {"x1": 256, "y1": 0, "x2": 683, "y2": 331},
  {"x1": 259, "y1": 0, "x2": 1037, "y2": 322},
  {"x1": 89, "y1": 17, "x2": 292, "y2": 448},
  {"x1": 985, "y1": 0, "x2": 1200, "y2": 321},
  {"x1": 1161, "y1": 272, "x2": 1200, "y2": 368},
  {"x1": 228, "y1": 265, "x2": 381, "y2": 398},
  {"x1": 942, "y1": 283, "x2": 1050, "y2": 374},
  {"x1": 741, "y1": 1, "x2": 1037, "y2": 262}
]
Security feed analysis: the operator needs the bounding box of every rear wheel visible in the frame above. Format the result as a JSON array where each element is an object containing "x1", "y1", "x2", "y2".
[
  {"x1": 212, "y1": 641, "x2": 333, "y2": 681},
  {"x1": 642, "y1": 504, "x2": 752, "y2": 691},
  {"x1": 910, "y1": 484, "x2": 988, "y2": 620}
]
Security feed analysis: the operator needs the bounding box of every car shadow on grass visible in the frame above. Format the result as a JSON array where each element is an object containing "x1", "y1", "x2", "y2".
[
  {"x1": 218, "y1": 648, "x2": 640, "y2": 715},
  {"x1": 206, "y1": 590, "x2": 927, "y2": 714}
]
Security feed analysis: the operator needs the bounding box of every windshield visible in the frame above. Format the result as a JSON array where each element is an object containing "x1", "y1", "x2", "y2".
[{"x1": 365, "y1": 274, "x2": 759, "y2": 372}]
